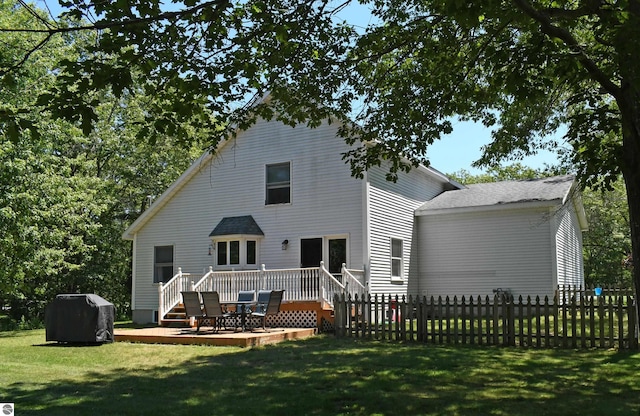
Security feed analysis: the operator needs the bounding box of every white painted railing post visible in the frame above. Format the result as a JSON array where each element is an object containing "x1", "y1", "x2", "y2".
[
  {"x1": 157, "y1": 282, "x2": 164, "y2": 322},
  {"x1": 342, "y1": 262, "x2": 349, "y2": 292},
  {"x1": 320, "y1": 261, "x2": 326, "y2": 303},
  {"x1": 261, "y1": 264, "x2": 267, "y2": 289}
]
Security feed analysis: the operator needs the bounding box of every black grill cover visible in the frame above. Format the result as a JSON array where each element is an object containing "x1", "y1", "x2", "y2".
[{"x1": 45, "y1": 294, "x2": 115, "y2": 343}]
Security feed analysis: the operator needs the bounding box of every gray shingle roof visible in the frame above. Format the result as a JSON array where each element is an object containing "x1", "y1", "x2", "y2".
[
  {"x1": 416, "y1": 175, "x2": 575, "y2": 214},
  {"x1": 209, "y1": 215, "x2": 265, "y2": 237}
]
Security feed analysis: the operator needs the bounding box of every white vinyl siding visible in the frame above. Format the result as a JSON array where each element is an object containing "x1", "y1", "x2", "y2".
[
  {"x1": 417, "y1": 207, "x2": 557, "y2": 299},
  {"x1": 366, "y1": 164, "x2": 451, "y2": 297},
  {"x1": 555, "y1": 203, "x2": 585, "y2": 288},
  {"x1": 130, "y1": 118, "x2": 365, "y2": 312}
]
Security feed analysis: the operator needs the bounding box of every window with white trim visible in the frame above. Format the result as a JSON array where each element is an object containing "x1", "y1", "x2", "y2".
[
  {"x1": 391, "y1": 238, "x2": 403, "y2": 280},
  {"x1": 154, "y1": 245, "x2": 174, "y2": 283},
  {"x1": 266, "y1": 162, "x2": 290, "y2": 205},
  {"x1": 215, "y1": 239, "x2": 258, "y2": 268}
]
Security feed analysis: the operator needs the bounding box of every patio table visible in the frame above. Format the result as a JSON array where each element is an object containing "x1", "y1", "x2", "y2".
[{"x1": 223, "y1": 300, "x2": 255, "y2": 332}]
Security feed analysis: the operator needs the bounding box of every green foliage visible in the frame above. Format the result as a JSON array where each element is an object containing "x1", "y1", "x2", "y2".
[
  {"x1": 2, "y1": 0, "x2": 640, "y2": 316},
  {"x1": 447, "y1": 163, "x2": 560, "y2": 185},
  {"x1": 1, "y1": 0, "x2": 637, "y2": 183},
  {"x1": 2, "y1": 0, "x2": 633, "y2": 187},
  {"x1": 0, "y1": 1, "x2": 206, "y2": 324},
  {"x1": 581, "y1": 178, "x2": 632, "y2": 287}
]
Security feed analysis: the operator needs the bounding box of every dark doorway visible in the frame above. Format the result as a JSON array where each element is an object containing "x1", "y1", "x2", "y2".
[
  {"x1": 301, "y1": 238, "x2": 323, "y2": 268},
  {"x1": 328, "y1": 238, "x2": 347, "y2": 281},
  {"x1": 300, "y1": 238, "x2": 322, "y2": 298}
]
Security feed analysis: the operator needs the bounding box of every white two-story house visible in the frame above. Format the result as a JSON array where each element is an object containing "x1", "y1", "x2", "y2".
[{"x1": 123, "y1": 117, "x2": 587, "y2": 325}]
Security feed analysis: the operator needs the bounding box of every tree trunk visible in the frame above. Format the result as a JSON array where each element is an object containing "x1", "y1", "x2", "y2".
[{"x1": 620, "y1": 93, "x2": 640, "y2": 341}]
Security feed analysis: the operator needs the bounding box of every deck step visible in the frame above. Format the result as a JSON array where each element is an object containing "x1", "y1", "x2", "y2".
[{"x1": 160, "y1": 318, "x2": 191, "y2": 327}]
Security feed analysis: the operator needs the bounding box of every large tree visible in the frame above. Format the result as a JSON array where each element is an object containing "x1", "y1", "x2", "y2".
[
  {"x1": 1, "y1": 0, "x2": 640, "y2": 319},
  {"x1": 0, "y1": 0, "x2": 208, "y2": 323}
]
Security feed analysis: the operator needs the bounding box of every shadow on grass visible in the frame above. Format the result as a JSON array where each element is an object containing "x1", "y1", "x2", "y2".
[{"x1": 3, "y1": 336, "x2": 640, "y2": 416}]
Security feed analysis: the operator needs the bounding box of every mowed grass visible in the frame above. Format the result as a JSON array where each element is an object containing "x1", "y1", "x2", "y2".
[{"x1": 0, "y1": 328, "x2": 639, "y2": 416}]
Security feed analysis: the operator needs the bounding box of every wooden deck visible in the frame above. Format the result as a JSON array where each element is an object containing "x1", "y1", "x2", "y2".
[{"x1": 114, "y1": 326, "x2": 316, "y2": 347}]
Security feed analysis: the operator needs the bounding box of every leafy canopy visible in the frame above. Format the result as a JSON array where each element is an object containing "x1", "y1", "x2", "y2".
[
  {"x1": 3, "y1": 0, "x2": 640, "y2": 315},
  {"x1": 0, "y1": 0, "x2": 208, "y2": 322},
  {"x1": 2, "y1": 0, "x2": 635, "y2": 187}
]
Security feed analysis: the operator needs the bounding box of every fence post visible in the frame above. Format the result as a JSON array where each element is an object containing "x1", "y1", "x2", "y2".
[
  {"x1": 334, "y1": 293, "x2": 345, "y2": 337},
  {"x1": 453, "y1": 296, "x2": 459, "y2": 345},
  {"x1": 493, "y1": 294, "x2": 499, "y2": 346},
  {"x1": 629, "y1": 298, "x2": 638, "y2": 350},
  {"x1": 400, "y1": 295, "x2": 407, "y2": 341},
  {"x1": 510, "y1": 296, "x2": 516, "y2": 345},
  {"x1": 374, "y1": 294, "x2": 380, "y2": 340},
  {"x1": 599, "y1": 296, "x2": 605, "y2": 349},
  {"x1": 461, "y1": 296, "x2": 467, "y2": 344},
  {"x1": 617, "y1": 296, "x2": 624, "y2": 349}
]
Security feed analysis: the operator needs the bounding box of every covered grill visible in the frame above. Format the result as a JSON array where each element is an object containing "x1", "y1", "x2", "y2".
[{"x1": 45, "y1": 294, "x2": 115, "y2": 343}]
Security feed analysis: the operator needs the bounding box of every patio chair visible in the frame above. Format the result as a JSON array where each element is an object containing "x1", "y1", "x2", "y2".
[
  {"x1": 250, "y1": 290, "x2": 284, "y2": 332},
  {"x1": 254, "y1": 290, "x2": 272, "y2": 314},
  {"x1": 229, "y1": 290, "x2": 256, "y2": 329},
  {"x1": 181, "y1": 291, "x2": 207, "y2": 334},
  {"x1": 200, "y1": 291, "x2": 232, "y2": 333}
]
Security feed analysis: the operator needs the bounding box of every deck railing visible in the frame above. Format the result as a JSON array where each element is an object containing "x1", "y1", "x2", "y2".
[
  {"x1": 158, "y1": 262, "x2": 363, "y2": 319},
  {"x1": 341, "y1": 265, "x2": 366, "y2": 300},
  {"x1": 157, "y1": 268, "x2": 203, "y2": 320}
]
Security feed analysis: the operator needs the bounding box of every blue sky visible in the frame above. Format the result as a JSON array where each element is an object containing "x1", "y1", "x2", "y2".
[
  {"x1": 424, "y1": 120, "x2": 562, "y2": 175},
  {"x1": 36, "y1": 0, "x2": 561, "y2": 175}
]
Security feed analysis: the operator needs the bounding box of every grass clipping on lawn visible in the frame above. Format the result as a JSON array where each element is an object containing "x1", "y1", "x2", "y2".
[{"x1": 0, "y1": 329, "x2": 639, "y2": 415}]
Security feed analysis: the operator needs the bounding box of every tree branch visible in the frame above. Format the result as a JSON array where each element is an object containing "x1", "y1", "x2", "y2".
[
  {"x1": 0, "y1": 0, "x2": 232, "y2": 77},
  {"x1": 0, "y1": 0, "x2": 230, "y2": 34},
  {"x1": 512, "y1": 0, "x2": 621, "y2": 100},
  {"x1": 17, "y1": 0, "x2": 55, "y2": 30},
  {"x1": 0, "y1": 32, "x2": 54, "y2": 76}
]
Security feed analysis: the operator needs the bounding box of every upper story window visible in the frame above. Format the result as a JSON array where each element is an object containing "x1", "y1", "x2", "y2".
[
  {"x1": 391, "y1": 238, "x2": 403, "y2": 281},
  {"x1": 266, "y1": 162, "x2": 290, "y2": 205},
  {"x1": 154, "y1": 245, "x2": 174, "y2": 283}
]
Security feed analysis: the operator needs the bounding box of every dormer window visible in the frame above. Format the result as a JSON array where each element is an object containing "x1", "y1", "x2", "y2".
[{"x1": 266, "y1": 162, "x2": 290, "y2": 205}]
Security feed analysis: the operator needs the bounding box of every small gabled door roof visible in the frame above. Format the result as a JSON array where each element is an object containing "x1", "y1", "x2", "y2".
[{"x1": 209, "y1": 215, "x2": 265, "y2": 237}]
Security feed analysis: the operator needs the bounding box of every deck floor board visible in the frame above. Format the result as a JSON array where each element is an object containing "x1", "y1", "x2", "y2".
[{"x1": 114, "y1": 327, "x2": 316, "y2": 347}]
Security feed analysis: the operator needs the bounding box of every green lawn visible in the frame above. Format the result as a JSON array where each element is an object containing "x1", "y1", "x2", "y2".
[{"x1": 1, "y1": 328, "x2": 639, "y2": 415}]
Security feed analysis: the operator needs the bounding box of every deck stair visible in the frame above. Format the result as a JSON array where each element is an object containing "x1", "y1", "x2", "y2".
[{"x1": 160, "y1": 303, "x2": 190, "y2": 327}]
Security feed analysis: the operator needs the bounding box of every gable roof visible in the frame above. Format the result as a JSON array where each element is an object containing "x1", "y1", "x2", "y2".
[
  {"x1": 415, "y1": 175, "x2": 586, "y2": 225},
  {"x1": 209, "y1": 215, "x2": 265, "y2": 237},
  {"x1": 122, "y1": 118, "x2": 460, "y2": 240}
]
